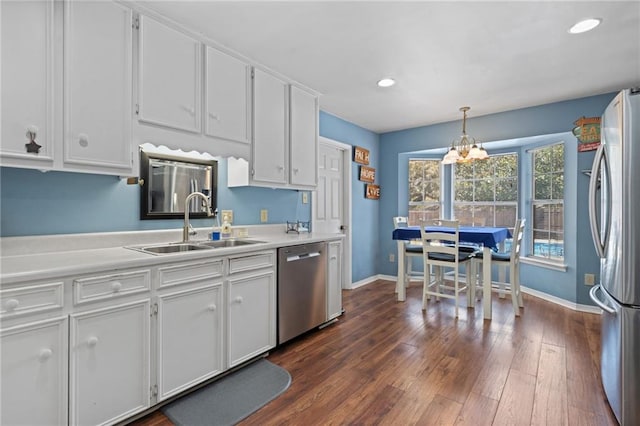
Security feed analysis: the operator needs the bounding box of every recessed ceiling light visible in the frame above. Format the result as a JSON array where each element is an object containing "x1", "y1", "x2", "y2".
[
  {"x1": 569, "y1": 18, "x2": 602, "y2": 34},
  {"x1": 377, "y1": 78, "x2": 396, "y2": 88}
]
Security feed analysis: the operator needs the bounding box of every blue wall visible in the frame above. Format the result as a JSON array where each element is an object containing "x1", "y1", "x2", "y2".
[
  {"x1": 379, "y1": 92, "x2": 616, "y2": 304},
  {"x1": 0, "y1": 156, "x2": 310, "y2": 236},
  {"x1": 319, "y1": 111, "x2": 380, "y2": 283}
]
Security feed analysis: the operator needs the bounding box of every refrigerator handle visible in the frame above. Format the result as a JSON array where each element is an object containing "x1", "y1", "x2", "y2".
[
  {"x1": 589, "y1": 284, "x2": 616, "y2": 314},
  {"x1": 588, "y1": 144, "x2": 606, "y2": 258}
]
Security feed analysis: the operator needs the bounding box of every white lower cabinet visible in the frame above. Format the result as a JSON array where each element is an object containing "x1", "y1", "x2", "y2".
[
  {"x1": 157, "y1": 282, "x2": 224, "y2": 400},
  {"x1": 227, "y1": 251, "x2": 276, "y2": 367},
  {"x1": 69, "y1": 300, "x2": 151, "y2": 426},
  {"x1": 0, "y1": 316, "x2": 68, "y2": 426},
  {"x1": 0, "y1": 247, "x2": 282, "y2": 425},
  {"x1": 228, "y1": 270, "x2": 276, "y2": 367},
  {"x1": 327, "y1": 240, "x2": 343, "y2": 321}
]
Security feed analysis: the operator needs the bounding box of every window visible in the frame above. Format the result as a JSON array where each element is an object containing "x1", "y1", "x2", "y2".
[
  {"x1": 453, "y1": 153, "x2": 518, "y2": 229},
  {"x1": 408, "y1": 159, "x2": 441, "y2": 225},
  {"x1": 531, "y1": 143, "x2": 564, "y2": 261}
]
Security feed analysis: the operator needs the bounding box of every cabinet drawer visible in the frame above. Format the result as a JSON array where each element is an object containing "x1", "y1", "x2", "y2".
[
  {"x1": 228, "y1": 251, "x2": 275, "y2": 275},
  {"x1": 158, "y1": 260, "x2": 223, "y2": 289},
  {"x1": 73, "y1": 270, "x2": 150, "y2": 305},
  {"x1": 0, "y1": 282, "x2": 64, "y2": 319}
]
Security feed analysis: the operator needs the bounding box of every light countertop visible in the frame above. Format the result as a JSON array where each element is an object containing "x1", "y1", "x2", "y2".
[{"x1": 1, "y1": 225, "x2": 343, "y2": 285}]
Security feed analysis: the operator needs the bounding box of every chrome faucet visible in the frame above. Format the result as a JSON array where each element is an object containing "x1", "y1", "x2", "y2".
[{"x1": 183, "y1": 192, "x2": 213, "y2": 242}]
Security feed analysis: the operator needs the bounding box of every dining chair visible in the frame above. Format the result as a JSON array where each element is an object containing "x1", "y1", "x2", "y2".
[
  {"x1": 473, "y1": 218, "x2": 525, "y2": 316},
  {"x1": 420, "y1": 219, "x2": 475, "y2": 318},
  {"x1": 393, "y1": 216, "x2": 423, "y2": 292}
]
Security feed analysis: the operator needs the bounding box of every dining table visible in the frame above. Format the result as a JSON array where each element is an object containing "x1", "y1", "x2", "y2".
[{"x1": 392, "y1": 225, "x2": 512, "y2": 320}]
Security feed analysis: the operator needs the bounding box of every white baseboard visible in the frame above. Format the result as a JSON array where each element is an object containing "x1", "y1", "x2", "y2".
[
  {"x1": 520, "y1": 285, "x2": 601, "y2": 314},
  {"x1": 352, "y1": 274, "x2": 602, "y2": 314}
]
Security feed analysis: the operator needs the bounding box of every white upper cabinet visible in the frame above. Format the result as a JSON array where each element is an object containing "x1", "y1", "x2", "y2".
[
  {"x1": 252, "y1": 68, "x2": 289, "y2": 185},
  {"x1": 228, "y1": 71, "x2": 319, "y2": 190},
  {"x1": 64, "y1": 0, "x2": 133, "y2": 174},
  {"x1": 1, "y1": 0, "x2": 56, "y2": 167},
  {"x1": 205, "y1": 47, "x2": 251, "y2": 145},
  {"x1": 138, "y1": 16, "x2": 201, "y2": 134},
  {"x1": 290, "y1": 85, "x2": 319, "y2": 188}
]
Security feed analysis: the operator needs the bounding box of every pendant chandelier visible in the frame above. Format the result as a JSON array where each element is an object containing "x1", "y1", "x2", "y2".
[{"x1": 442, "y1": 106, "x2": 489, "y2": 164}]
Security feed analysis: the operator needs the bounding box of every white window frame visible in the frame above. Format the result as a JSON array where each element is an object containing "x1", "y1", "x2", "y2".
[
  {"x1": 529, "y1": 142, "x2": 565, "y2": 263},
  {"x1": 452, "y1": 153, "x2": 519, "y2": 229},
  {"x1": 408, "y1": 158, "x2": 442, "y2": 225}
]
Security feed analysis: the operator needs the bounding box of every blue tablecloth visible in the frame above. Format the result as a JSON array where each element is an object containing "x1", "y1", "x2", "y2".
[{"x1": 392, "y1": 226, "x2": 511, "y2": 251}]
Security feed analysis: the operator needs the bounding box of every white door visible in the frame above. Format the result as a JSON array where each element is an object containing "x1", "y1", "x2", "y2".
[
  {"x1": 252, "y1": 68, "x2": 288, "y2": 185},
  {"x1": 1, "y1": 0, "x2": 55, "y2": 167},
  {"x1": 313, "y1": 138, "x2": 352, "y2": 289},
  {"x1": 1, "y1": 317, "x2": 68, "y2": 426},
  {"x1": 157, "y1": 283, "x2": 224, "y2": 401},
  {"x1": 70, "y1": 300, "x2": 150, "y2": 426},
  {"x1": 64, "y1": 0, "x2": 133, "y2": 172},
  {"x1": 228, "y1": 271, "x2": 276, "y2": 367},
  {"x1": 289, "y1": 85, "x2": 318, "y2": 188},
  {"x1": 138, "y1": 16, "x2": 201, "y2": 133},
  {"x1": 204, "y1": 46, "x2": 251, "y2": 144}
]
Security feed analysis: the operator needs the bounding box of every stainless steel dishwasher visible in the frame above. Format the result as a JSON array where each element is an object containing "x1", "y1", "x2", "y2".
[{"x1": 278, "y1": 242, "x2": 327, "y2": 344}]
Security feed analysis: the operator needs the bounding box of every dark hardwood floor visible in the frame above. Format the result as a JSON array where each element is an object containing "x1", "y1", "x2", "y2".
[{"x1": 131, "y1": 279, "x2": 617, "y2": 426}]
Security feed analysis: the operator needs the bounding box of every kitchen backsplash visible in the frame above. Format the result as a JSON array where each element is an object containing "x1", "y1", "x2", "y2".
[{"x1": 0, "y1": 158, "x2": 311, "y2": 237}]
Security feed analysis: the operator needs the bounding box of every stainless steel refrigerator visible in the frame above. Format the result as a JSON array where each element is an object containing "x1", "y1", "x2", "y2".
[{"x1": 588, "y1": 88, "x2": 640, "y2": 425}]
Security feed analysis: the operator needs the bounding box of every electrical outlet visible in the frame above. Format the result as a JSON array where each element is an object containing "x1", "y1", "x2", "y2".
[
  {"x1": 389, "y1": 253, "x2": 395, "y2": 262},
  {"x1": 260, "y1": 209, "x2": 268, "y2": 223},
  {"x1": 221, "y1": 210, "x2": 233, "y2": 224},
  {"x1": 585, "y1": 273, "x2": 595, "y2": 286},
  {"x1": 302, "y1": 192, "x2": 309, "y2": 204}
]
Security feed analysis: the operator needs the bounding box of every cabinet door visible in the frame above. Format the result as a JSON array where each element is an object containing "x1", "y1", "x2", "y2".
[
  {"x1": 70, "y1": 300, "x2": 150, "y2": 426},
  {"x1": 138, "y1": 16, "x2": 201, "y2": 133},
  {"x1": 1, "y1": 317, "x2": 68, "y2": 426},
  {"x1": 157, "y1": 283, "x2": 224, "y2": 400},
  {"x1": 0, "y1": 0, "x2": 55, "y2": 166},
  {"x1": 205, "y1": 46, "x2": 251, "y2": 144},
  {"x1": 290, "y1": 86, "x2": 318, "y2": 187},
  {"x1": 252, "y1": 69, "x2": 288, "y2": 185},
  {"x1": 64, "y1": 0, "x2": 133, "y2": 173},
  {"x1": 327, "y1": 241, "x2": 343, "y2": 320},
  {"x1": 228, "y1": 271, "x2": 276, "y2": 367}
]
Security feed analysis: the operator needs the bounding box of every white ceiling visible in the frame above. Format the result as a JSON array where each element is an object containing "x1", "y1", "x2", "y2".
[{"x1": 138, "y1": 1, "x2": 640, "y2": 133}]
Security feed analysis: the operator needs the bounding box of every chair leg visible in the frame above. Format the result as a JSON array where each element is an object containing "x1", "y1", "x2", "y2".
[
  {"x1": 454, "y1": 269, "x2": 459, "y2": 318},
  {"x1": 510, "y1": 266, "x2": 520, "y2": 316},
  {"x1": 516, "y1": 263, "x2": 524, "y2": 308},
  {"x1": 422, "y1": 263, "x2": 430, "y2": 310}
]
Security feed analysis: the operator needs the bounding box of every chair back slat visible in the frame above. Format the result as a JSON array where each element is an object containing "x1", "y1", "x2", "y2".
[
  {"x1": 510, "y1": 219, "x2": 526, "y2": 261},
  {"x1": 420, "y1": 219, "x2": 461, "y2": 263}
]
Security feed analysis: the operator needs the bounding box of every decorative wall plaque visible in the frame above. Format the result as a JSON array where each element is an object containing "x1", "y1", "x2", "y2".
[
  {"x1": 365, "y1": 184, "x2": 380, "y2": 200},
  {"x1": 359, "y1": 166, "x2": 375, "y2": 183},
  {"x1": 354, "y1": 146, "x2": 370, "y2": 165},
  {"x1": 573, "y1": 116, "x2": 601, "y2": 152}
]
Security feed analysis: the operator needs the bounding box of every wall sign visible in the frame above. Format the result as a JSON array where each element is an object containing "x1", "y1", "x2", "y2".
[
  {"x1": 359, "y1": 166, "x2": 375, "y2": 183},
  {"x1": 573, "y1": 116, "x2": 601, "y2": 152},
  {"x1": 365, "y1": 184, "x2": 380, "y2": 200},
  {"x1": 353, "y1": 146, "x2": 370, "y2": 165}
]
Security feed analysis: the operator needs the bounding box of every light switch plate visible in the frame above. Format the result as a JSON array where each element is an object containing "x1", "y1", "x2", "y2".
[
  {"x1": 260, "y1": 209, "x2": 268, "y2": 223},
  {"x1": 302, "y1": 192, "x2": 309, "y2": 204},
  {"x1": 221, "y1": 210, "x2": 233, "y2": 224}
]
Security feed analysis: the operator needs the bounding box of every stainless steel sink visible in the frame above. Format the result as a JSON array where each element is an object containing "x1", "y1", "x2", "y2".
[
  {"x1": 197, "y1": 239, "x2": 265, "y2": 248},
  {"x1": 140, "y1": 244, "x2": 211, "y2": 254},
  {"x1": 126, "y1": 239, "x2": 265, "y2": 255}
]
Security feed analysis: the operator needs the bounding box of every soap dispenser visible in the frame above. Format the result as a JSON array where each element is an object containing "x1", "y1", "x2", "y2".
[{"x1": 221, "y1": 212, "x2": 232, "y2": 239}]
